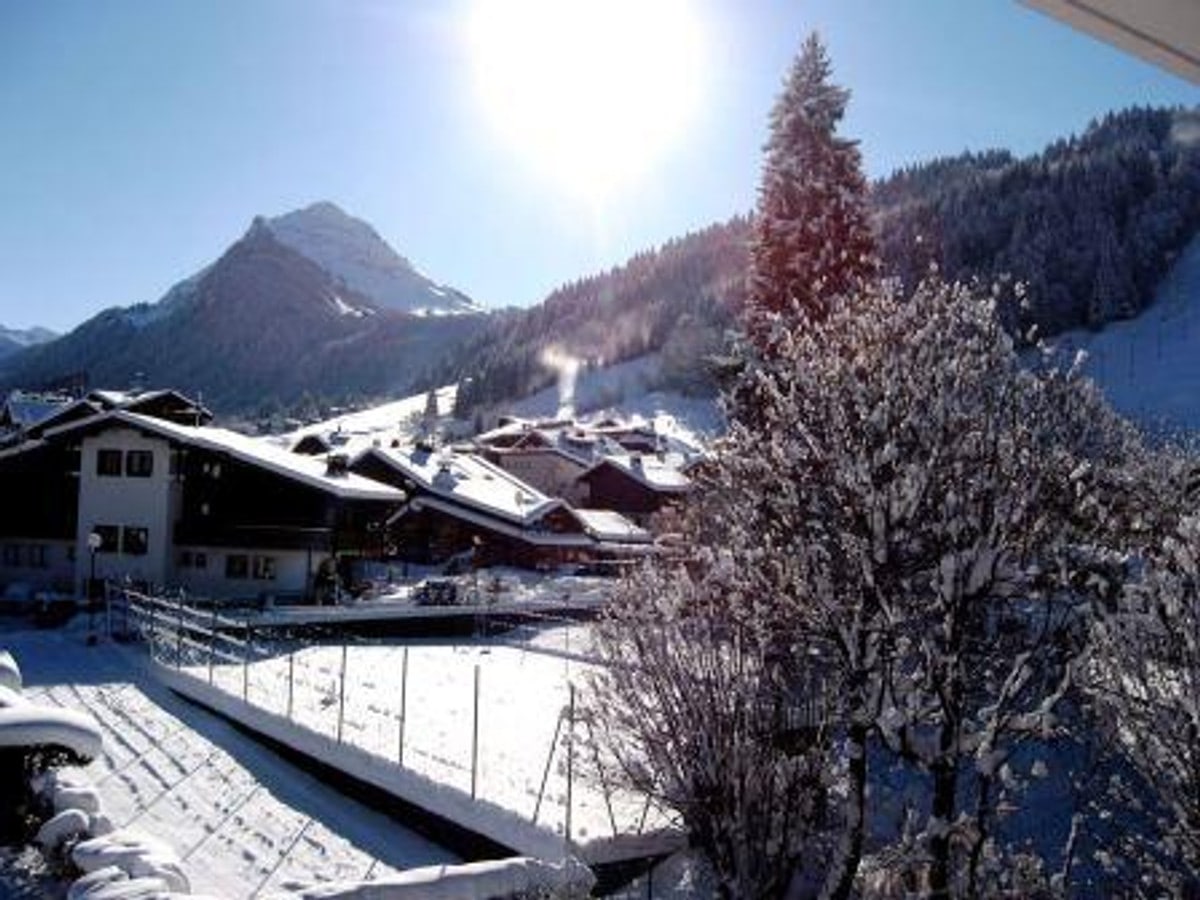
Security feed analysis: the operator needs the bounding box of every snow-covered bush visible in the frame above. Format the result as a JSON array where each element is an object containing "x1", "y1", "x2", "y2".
[{"x1": 0, "y1": 704, "x2": 102, "y2": 845}]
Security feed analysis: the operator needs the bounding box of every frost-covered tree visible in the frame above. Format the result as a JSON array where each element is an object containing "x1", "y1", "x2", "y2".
[
  {"x1": 748, "y1": 32, "x2": 876, "y2": 335},
  {"x1": 731, "y1": 276, "x2": 1147, "y2": 896},
  {"x1": 596, "y1": 274, "x2": 1155, "y2": 898},
  {"x1": 1086, "y1": 493, "x2": 1200, "y2": 893}
]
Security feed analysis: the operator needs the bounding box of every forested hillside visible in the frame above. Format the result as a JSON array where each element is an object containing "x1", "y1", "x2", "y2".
[
  {"x1": 442, "y1": 106, "x2": 1200, "y2": 416},
  {"x1": 445, "y1": 217, "x2": 749, "y2": 416},
  {"x1": 875, "y1": 106, "x2": 1200, "y2": 335}
]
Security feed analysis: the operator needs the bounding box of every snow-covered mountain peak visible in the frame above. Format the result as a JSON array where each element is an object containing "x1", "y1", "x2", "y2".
[{"x1": 263, "y1": 201, "x2": 480, "y2": 316}]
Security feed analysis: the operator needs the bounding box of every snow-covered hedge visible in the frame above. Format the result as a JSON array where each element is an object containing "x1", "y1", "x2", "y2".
[
  {"x1": 0, "y1": 705, "x2": 104, "y2": 761},
  {"x1": 0, "y1": 646, "x2": 209, "y2": 898}
]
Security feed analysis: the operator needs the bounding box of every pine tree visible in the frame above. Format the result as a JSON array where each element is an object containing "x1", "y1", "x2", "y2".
[{"x1": 748, "y1": 33, "x2": 877, "y2": 336}]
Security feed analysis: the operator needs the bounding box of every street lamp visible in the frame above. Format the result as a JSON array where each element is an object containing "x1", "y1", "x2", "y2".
[{"x1": 87, "y1": 531, "x2": 102, "y2": 645}]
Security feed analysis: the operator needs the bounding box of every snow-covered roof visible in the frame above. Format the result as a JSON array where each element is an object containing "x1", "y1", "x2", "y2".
[
  {"x1": 572, "y1": 509, "x2": 652, "y2": 543},
  {"x1": 395, "y1": 495, "x2": 594, "y2": 548},
  {"x1": 1, "y1": 391, "x2": 73, "y2": 429},
  {"x1": 584, "y1": 454, "x2": 692, "y2": 493},
  {"x1": 0, "y1": 703, "x2": 103, "y2": 760},
  {"x1": 46, "y1": 410, "x2": 405, "y2": 502},
  {"x1": 361, "y1": 445, "x2": 563, "y2": 525},
  {"x1": 485, "y1": 442, "x2": 592, "y2": 470}
]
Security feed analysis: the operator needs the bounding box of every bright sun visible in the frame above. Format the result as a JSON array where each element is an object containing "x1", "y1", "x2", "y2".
[{"x1": 467, "y1": 0, "x2": 704, "y2": 201}]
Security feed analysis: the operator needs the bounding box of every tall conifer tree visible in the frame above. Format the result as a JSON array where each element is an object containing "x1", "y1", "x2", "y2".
[{"x1": 748, "y1": 33, "x2": 876, "y2": 336}]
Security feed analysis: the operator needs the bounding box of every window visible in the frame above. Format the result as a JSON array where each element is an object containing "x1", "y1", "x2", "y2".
[
  {"x1": 178, "y1": 551, "x2": 207, "y2": 570},
  {"x1": 225, "y1": 554, "x2": 248, "y2": 579},
  {"x1": 96, "y1": 449, "x2": 123, "y2": 476},
  {"x1": 93, "y1": 525, "x2": 119, "y2": 553},
  {"x1": 27, "y1": 545, "x2": 47, "y2": 569},
  {"x1": 125, "y1": 450, "x2": 153, "y2": 477},
  {"x1": 252, "y1": 555, "x2": 276, "y2": 581},
  {"x1": 2, "y1": 544, "x2": 19, "y2": 566},
  {"x1": 122, "y1": 527, "x2": 148, "y2": 556}
]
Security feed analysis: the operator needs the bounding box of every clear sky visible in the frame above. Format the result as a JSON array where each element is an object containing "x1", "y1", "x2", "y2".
[{"x1": 0, "y1": 0, "x2": 1195, "y2": 332}]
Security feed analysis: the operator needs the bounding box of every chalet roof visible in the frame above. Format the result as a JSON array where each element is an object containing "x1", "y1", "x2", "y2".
[
  {"x1": 484, "y1": 442, "x2": 592, "y2": 469},
  {"x1": 357, "y1": 445, "x2": 565, "y2": 526},
  {"x1": 572, "y1": 509, "x2": 652, "y2": 543},
  {"x1": 582, "y1": 454, "x2": 692, "y2": 493},
  {"x1": 0, "y1": 391, "x2": 74, "y2": 430},
  {"x1": 390, "y1": 495, "x2": 596, "y2": 548},
  {"x1": 24, "y1": 388, "x2": 213, "y2": 438},
  {"x1": 44, "y1": 410, "x2": 404, "y2": 502},
  {"x1": 89, "y1": 388, "x2": 214, "y2": 424}
]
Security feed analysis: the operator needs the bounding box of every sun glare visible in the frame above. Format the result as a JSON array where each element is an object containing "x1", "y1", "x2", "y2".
[{"x1": 468, "y1": 0, "x2": 704, "y2": 202}]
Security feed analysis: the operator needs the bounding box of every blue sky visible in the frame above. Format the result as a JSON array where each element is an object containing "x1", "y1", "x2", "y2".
[{"x1": 0, "y1": 0, "x2": 1195, "y2": 332}]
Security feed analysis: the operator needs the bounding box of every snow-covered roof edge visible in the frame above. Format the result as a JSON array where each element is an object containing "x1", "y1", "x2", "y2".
[{"x1": 44, "y1": 410, "x2": 405, "y2": 502}]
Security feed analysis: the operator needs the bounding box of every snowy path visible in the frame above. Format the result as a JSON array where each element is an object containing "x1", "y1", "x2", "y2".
[{"x1": 3, "y1": 624, "x2": 458, "y2": 899}]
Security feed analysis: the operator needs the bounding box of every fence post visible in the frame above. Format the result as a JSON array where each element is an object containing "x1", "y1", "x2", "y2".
[
  {"x1": 207, "y1": 603, "x2": 216, "y2": 685},
  {"x1": 397, "y1": 647, "x2": 408, "y2": 766},
  {"x1": 470, "y1": 663, "x2": 480, "y2": 799},
  {"x1": 105, "y1": 583, "x2": 112, "y2": 639},
  {"x1": 336, "y1": 644, "x2": 348, "y2": 743},
  {"x1": 242, "y1": 624, "x2": 250, "y2": 703},
  {"x1": 565, "y1": 681, "x2": 575, "y2": 849},
  {"x1": 287, "y1": 649, "x2": 295, "y2": 721},
  {"x1": 176, "y1": 592, "x2": 184, "y2": 669}
]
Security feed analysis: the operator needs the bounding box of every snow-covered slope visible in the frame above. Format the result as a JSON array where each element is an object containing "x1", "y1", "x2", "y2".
[
  {"x1": 502, "y1": 353, "x2": 724, "y2": 447},
  {"x1": 1055, "y1": 233, "x2": 1200, "y2": 434},
  {"x1": 266, "y1": 202, "x2": 480, "y2": 316}
]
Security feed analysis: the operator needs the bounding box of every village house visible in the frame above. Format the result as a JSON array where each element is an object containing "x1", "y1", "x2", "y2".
[
  {"x1": 0, "y1": 403, "x2": 401, "y2": 603},
  {"x1": 350, "y1": 443, "x2": 651, "y2": 569},
  {"x1": 473, "y1": 416, "x2": 701, "y2": 521},
  {"x1": 576, "y1": 453, "x2": 692, "y2": 525}
]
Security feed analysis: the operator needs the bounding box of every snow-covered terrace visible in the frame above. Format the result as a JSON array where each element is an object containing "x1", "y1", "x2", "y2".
[{"x1": 2, "y1": 624, "x2": 457, "y2": 897}]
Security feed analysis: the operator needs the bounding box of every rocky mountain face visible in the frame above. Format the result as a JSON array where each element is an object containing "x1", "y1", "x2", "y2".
[
  {"x1": 264, "y1": 202, "x2": 479, "y2": 316},
  {"x1": 0, "y1": 204, "x2": 485, "y2": 414}
]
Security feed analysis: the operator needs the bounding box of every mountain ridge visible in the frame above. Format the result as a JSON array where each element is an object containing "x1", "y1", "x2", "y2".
[{"x1": 0, "y1": 203, "x2": 485, "y2": 413}]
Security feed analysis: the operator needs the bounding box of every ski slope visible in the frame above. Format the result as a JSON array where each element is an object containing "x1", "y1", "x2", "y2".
[{"x1": 1055, "y1": 234, "x2": 1200, "y2": 434}]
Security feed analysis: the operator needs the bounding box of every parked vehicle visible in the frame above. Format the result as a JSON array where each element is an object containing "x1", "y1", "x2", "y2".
[{"x1": 414, "y1": 578, "x2": 459, "y2": 607}]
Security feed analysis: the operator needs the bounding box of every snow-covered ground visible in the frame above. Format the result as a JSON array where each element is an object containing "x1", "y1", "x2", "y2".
[
  {"x1": 270, "y1": 385, "x2": 458, "y2": 450},
  {"x1": 1053, "y1": 234, "x2": 1200, "y2": 434},
  {"x1": 1, "y1": 622, "x2": 459, "y2": 898}
]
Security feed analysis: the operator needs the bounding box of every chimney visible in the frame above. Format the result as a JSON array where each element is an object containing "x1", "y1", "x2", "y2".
[{"x1": 326, "y1": 453, "x2": 350, "y2": 477}]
